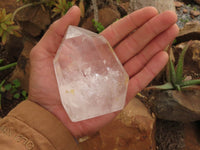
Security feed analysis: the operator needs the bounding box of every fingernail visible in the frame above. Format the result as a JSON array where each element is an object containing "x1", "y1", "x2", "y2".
[{"x1": 66, "y1": 6, "x2": 75, "y2": 14}]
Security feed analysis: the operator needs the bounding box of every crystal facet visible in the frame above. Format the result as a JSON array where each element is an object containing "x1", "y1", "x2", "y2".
[{"x1": 53, "y1": 25, "x2": 129, "y2": 122}]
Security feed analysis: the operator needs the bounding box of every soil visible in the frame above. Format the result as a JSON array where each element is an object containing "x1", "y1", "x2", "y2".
[{"x1": 156, "y1": 120, "x2": 185, "y2": 150}]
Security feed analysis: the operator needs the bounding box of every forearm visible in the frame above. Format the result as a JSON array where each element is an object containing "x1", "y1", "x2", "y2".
[{"x1": 0, "y1": 100, "x2": 80, "y2": 150}]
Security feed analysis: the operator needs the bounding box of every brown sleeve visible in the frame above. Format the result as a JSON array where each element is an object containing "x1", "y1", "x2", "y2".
[{"x1": 0, "y1": 100, "x2": 80, "y2": 150}]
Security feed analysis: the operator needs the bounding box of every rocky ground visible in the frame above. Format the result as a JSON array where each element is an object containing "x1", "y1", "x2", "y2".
[
  {"x1": 175, "y1": 0, "x2": 200, "y2": 28},
  {"x1": 0, "y1": 0, "x2": 200, "y2": 150}
]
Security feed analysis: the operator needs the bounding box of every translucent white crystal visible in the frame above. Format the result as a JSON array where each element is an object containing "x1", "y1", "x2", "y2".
[{"x1": 53, "y1": 25, "x2": 129, "y2": 122}]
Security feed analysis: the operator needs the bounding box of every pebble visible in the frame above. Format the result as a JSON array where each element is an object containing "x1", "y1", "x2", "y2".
[
  {"x1": 194, "y1": 0, "x2": 200, "y2": 5},
  {"x1": 190, "y1": 10, "x2": 200, "y2": 17},
  {"x1": 183, "y1": 9, "x2": 188, "y2": 13},
  {"x1": 174, "y1": 1, "x2": 184, "y2": 8}
]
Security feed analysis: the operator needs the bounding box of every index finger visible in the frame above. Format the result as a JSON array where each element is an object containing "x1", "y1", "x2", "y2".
[{"x1": 100, "y1": 7, "x2": 158, "y2": 47}]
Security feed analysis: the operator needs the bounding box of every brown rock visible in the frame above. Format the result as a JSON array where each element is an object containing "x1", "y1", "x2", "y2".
[
  {"x1": 174, "y1": 1, "x2": 184, "y2": 8},
  {"x1": 194, "y1": 0, "x2": 200, "y2": 5},
  {"x1": 175, "y1": 41, "x2": 200, "y2": 73},
  {"x1": 184, "y1": 123, "x2": 200, "y2": 150},
  {"x1": 183, "y1": 8, "x2": 188, "y2": 13},
  {"x1": 20, "y1": 22, "x2": 42, "y2": 37},
  {"x1": 176, "y1": 21, "x2": 200, "y2": 43},
  {"x1": 119, "y1": 2, "x2": 129, "y2": 14},
  {"x1": 16, "y1": 6, "x2": 51, "y2": 37},
  {"x1": 190, "y1": 10, "x2": 200, "y2": 17},
  {"x1": 81, "y1": 7, "x2": 120, "y2": 32},
  {"x1": 148, "y1": 88, "x2": 200, "y2": 122},
  {"x1": 130, "y1": 0, "x2": 175, "y2": 13},
  {"x1": 80, "y1": 98, "x2": 156, "y2": 150},
  {"x1": 9, "y1": 40, "x2": 36, "y2": 91},
  {"x1": 0, "y1": 0, "x2": 23, "y2": 13},
  {"x1": 5, "y1": 35, "x2": 24, "y2": 62}
]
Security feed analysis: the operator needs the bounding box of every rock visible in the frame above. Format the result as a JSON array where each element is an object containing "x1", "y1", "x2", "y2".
[
  {"x1": 174, "y1": 1, "x2": 184, "y2": 8},
  {"x1": 20, "y1": 22, "x2": 42, "y2": 37},
  {"x1": 9, "y1": 40, "x2": 36, "y2": 91},
  {"x1": 81, "y1": 7, "x2": 120, "y2": 32},
  {"x1": 0, "y1": 0, "x2": 23, "y2": 13},
  {"x1": 5, "y1": 35, "x2": 24, "y2": 62},
  {"x1": 148, "y1": 88, "x2": 200, "y2": 122},
  {"x1": 16, "y1": 6, "x2": 51, "y2": 37},
  {"x1": 130, "y1": 0, "x2": 175, "y2": 13},
  {"x1": 118, "y1": 2, "x2": 129, "y2": 15},
  {"x1": 156, "y1": 120, "x2": 184, "y2": 150},
  {"x1": 194, "y1": 0, "x2": 200, "y2": 5},
  {"x1": 79, "y1": 98, "x2": 156, "y2": 150},
  {"x1": 183, "y1": 9, "x2": 188, "y2": 13},
  {"x1": 184, "y1": 123, "x2": 200, "y2": 150},
  {"x1": 175, "y1": 40, "x2": 200, "y2": 73},
  {"x1": 190, "y1": 10, "x2": 200, "y2": 17},
  {"x1": 176, "y1": 21, "x2": 200, "y2": 43}
]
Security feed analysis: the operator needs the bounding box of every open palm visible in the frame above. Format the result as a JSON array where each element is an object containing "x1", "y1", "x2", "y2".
[{"x1": 28, "y1": 6, "x2": 178, "y2": 138}]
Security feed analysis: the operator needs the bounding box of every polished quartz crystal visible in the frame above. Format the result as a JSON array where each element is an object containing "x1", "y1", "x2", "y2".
[{"x1": 53, "y1": 25, "x2": 129, "y2": 122}]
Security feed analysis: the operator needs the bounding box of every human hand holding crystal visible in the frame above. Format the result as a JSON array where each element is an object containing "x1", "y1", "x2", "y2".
[{"x1": 28, "y1": 6, "x2": 178, "y2": 138}]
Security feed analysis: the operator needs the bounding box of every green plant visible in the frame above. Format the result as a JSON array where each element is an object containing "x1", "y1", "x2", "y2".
[
  {"x1": 52, "y1": 0, "x2": 76, "y2": 17},
  {"x1": 0, "y1": 62, "x2": 17, "y2": 71},
  {"x1": 2, "y1": 79, "x2": 28, "y2": 100},
  {"x1": 193, "y1": 6, "x2": 197, "y2": 11},
  {"x1": 0, "y1": 80, "x2": 6, "y2": 110},
  {"x1": 0, "y1": 8, "x2": 21, "y2": 45},
  {"x1": 13, "y1": 0, "x2": 48, "y2": 21},
  {"x1": 92, "y1": 19, "x2": 105, "y2": 33},
  {"x1": 116, "y1": 0, "x2": 120, "y2": 3},
  {"x1": 147, "y1": 41, "x2": 200, "y2": 91},
  {"x1": 180, "y1": 18, "x2": 189, "y2": 23},
  {"x1": 173, "y1": 39, "x2": 177, "y2": 45}
]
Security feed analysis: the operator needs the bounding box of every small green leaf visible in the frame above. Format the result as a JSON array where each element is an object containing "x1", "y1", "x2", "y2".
[
  {"x1": 2, "y1": 13, "x2": 12, "y2": 23},
  {"x1": 169, "y1": 58, "x2": 176, "y2": 86},
  {"x1": 176, "y1": 41, "x2": 192, "y2": 84},
  {"x1": 0, "y1": 59, "x2": 3, "y2": 64},
  {"x1": 13, "y1": 93, "x2": 20, "y2": 99},
  {"x1": 175, "y1": 84, "x2": 181, "y2": 91},
  {"x1": 0, "y1": 62, "x2": 17, "y2": 71},
  {"x1": 173, "y1": 39, "x2": 177, "y2": 44},
  {"x1": 21, "y1": 90, "x2": 27, "y2": 97},
  {"x1": 92, "y1": 19, "x2": 105, "y2": 33},
  {"x1": 13, "y1": 31, "x2": 21, "y2": 37},
  {"x1": 0, "y1": 80, "x2": 5, "y2": 92},
  {"x1": 0, "y1": 28, "x2": 3, "y2": 36},
  {"x1": 2, "y1": 32, "x2": 8, "y2": 45},
  {"x1": 180, "y1": 79, "x2": 200, "y2": 87},
  {"x1": 6, "y1": 27, "x2": 14, "y2": 34},
  {"x1": 4, "y1": 20, "x2": 14, "y2": 25},
  {"x1": 11, "y1": 88, "x2": 17, "y2": 94},
  {"x1": 166, "y1": 61, "x2": 171, "y2": 82},
  {"x1": 1, "y1": 23, "x2": 7, "y2": 30},
  {"x1": 9, "y1": 25, "x2": 20, "y2": 30},
  {"x1": 2, "y1": 9, "x2": 6, "y2": 17},
  {"x1": 146, "y1": 82, "x2": 174, "y2": 90},
  {"x1": 4, "y1": 83, "x2": 12, "y2": 91},
  {"x1": 12, "y1": 79, "x2": 21, "y2": 88}
]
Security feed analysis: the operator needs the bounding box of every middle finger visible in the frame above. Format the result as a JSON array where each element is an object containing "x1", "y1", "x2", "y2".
[{"x1": 114, "y1": 11, "x2": 177, "y2": 64}]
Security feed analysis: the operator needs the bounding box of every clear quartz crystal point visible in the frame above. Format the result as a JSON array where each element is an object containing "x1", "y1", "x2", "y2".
[{"x1": 53, "y1": 25, "x2": 129, "y2": 122}]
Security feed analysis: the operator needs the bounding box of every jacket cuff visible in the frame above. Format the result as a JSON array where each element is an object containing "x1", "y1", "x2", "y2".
[{"x1": 7, "y1": 100, "x2": 79, "y2": 150}]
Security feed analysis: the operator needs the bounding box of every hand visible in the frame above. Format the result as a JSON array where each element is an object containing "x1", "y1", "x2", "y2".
[{"x1": 28, "y1": 6, "x2": 178, "y2": 138}]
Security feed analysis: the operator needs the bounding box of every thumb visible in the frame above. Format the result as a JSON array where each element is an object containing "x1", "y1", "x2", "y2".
[{"x1": 33, "y1": 6, "x2": 81, "y2": 55}]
